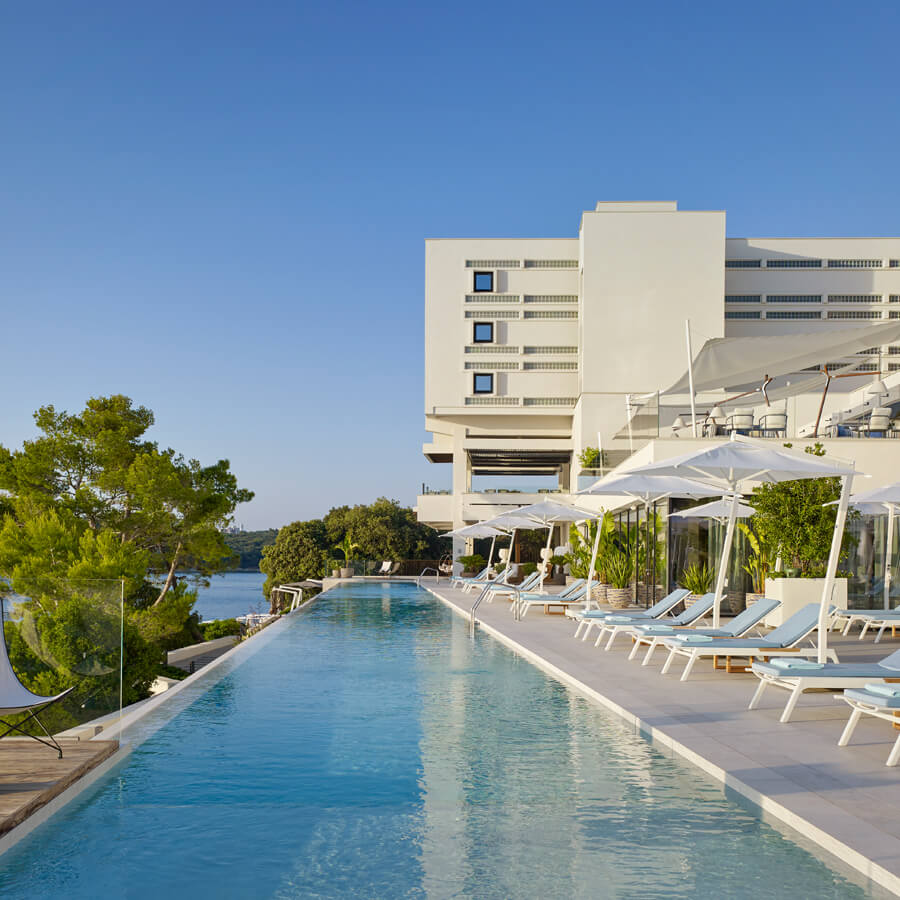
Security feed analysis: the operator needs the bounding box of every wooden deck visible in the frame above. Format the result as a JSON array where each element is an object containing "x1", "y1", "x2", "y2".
[{"x1": 0, "y1": 738, "x2": 119, "y2": 839}]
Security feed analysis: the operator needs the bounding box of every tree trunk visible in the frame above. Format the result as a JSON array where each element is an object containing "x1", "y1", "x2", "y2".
[{"x1": 153, "y1": 542, "x2": 182, "y2": 606}]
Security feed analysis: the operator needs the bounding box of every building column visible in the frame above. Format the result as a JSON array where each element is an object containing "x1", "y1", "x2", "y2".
[{"x1": 451, "y1": 429, "x2": 468, "y2": 574}]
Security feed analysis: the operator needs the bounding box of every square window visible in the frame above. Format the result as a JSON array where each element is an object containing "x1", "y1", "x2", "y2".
[
  {"x1": 473, "y1": 321, "x2": 494, "y2": 343},
  {"x1": 472, "y1": 373, "x2": 493, "y2": 394},
  {"x1": 473, "y1": 271, "x2": 493, "y2": 292}
]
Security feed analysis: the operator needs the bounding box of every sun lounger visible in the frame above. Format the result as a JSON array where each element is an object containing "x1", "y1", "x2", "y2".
[
  {"x1": 375, "y1": 561, "x2": 391, "y2": 576},
  {"x1": 451, "y1": 565, "x2": 490, "y2": 588},
  {"x1": 516, "y1": 580, "x2": 587, "y2": 617},
  {"x1": 460, "y1": 569, "x2": 506, "y2": 594},
  {"x1": 658, "y1": 602, "x2": 838, "y2": 682},
  {"x1": 595, "y1": 592, "x2": 715, "y2": 651},
  {"x1": 481, "y1": 570, "x2": 541, "y2": 602},
  {"x1": 749, "y1": 647, "x2": 900, "y2": 723},
  {"x1": 571, "y1": 588, "x2": 690, "y2": 641},
  {"x1": 833, "y1": 607, "x2": 900, "y2": 638},
  {"x1": 857, "y1": 611, "x2": 900, "y2": 642},
  {"x1": 838, "y1": 684, "x2": 900, "y2": 766},
  {"x1": 630, "y1": 596, "x2": 780, "y2": 665}
]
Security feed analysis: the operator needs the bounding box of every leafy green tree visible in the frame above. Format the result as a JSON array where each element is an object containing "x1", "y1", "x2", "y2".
[
  {"x1": 749, "y1": 444, "x2": 857, "y2": 576},
  {"x1": 224, "y1": 530, "x2": 278, "y2": 569},
  {"x1": 324, "y1": 498, "x2": 444, "y2": 561},
  {"x1": 0, "y1": 395, "x2": 253, "y2": 605},
  {"x1": 0, "y1": 394, "x2": 253, "y2": 723},
  {"x1": 259, "y1": 519, "x2": 329, "y2": 595}
]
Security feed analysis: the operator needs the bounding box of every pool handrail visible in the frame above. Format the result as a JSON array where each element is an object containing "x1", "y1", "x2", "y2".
[
  {"x1": 417, "y1": 567, "x2": 441, "y2": 587},
  {"x1": 470, "y1": 582, "x2": 523, "y2": 635}
]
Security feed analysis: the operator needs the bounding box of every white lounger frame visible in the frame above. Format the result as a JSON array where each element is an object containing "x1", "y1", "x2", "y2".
[
  {"x1": 838, "y1": 695, "x2": 900, "y2": 767},
  {"x1": 750, "y1": 671, "x2": 894, "y2": 724},
  {"x1": 660, "y1": 641, "x2": 839, "y2": 683}
]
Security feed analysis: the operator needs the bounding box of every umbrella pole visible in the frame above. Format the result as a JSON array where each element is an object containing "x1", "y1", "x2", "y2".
[
  {"x1": 540, "y1": 525, "x2": 554, "y2": 591},
  {"x1": 504, "y1": 530, "x2": 517, "y2": 583},
  {"x1": 586, "y1": 518, "x2": 603, "y2": 610},
  {"x1": 885, "y1": 504, "x2": 895, "y2": 611},
  {"x1": 712, "y1": 490, "x2": 740, "y2": 628},
  {"x1": 487, "y1": 535, "x2": 497, "y2": 574},
  {"x1": 686, "y1": 319, "x2": 698, "y2": 437},
  {"x1": 819, "y1": 471, "x2": 854, "y2": 663}
]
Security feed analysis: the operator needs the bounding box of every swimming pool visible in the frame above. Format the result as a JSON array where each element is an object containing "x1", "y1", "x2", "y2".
[{"x1": 0, "y1": 583, "x2": 888, "y2": 898}]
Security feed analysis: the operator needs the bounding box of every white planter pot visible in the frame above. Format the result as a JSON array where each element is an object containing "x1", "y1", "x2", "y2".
[
  {"x1": 340, "y1": 567, "x2": 353, "y2": 578},
  {"x1": 763, "y1": 577, "x2": 848, "y2": 627},
  {"x1": 332, "y1": 569, "x2": 341, "y2": 578}
]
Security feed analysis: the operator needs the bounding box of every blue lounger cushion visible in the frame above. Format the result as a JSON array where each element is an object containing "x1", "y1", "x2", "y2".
[
  {"x1": 768, "y1": 658, "x2": 825, "y2": 670},
  {"x1": 863, "y1": 683, "x2": 900, "y2": 699},
  {"x1": 753, "y1": 648, "x2": 900, "y2": 679},
  {"x1": 845, "y1": 687, "x2": 900, "y2": 708}
]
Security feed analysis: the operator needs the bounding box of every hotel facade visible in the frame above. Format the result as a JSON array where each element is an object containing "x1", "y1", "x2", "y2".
[{"x1": 419, "y1": 201, "x2": 900, "y2": 572}]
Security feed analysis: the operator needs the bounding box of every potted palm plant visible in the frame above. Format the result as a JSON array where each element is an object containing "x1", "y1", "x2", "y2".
[
  {"x1": 605, "y1": 546, "x2": 634, "y2": 608},
  {"x1": 334, "y1": 532, "x2": 360, "y2": 578},
  {"x1": 564, "y1": 517, "x2": 614, "y2": 602},
  {"x1": 738, "y1": 523, "x2": 771, "y2": 606},
  {"x1": 457, "y1": 554, "x2": 486, "y2": 577},
  {"x1": 680, "y1": 562, "x2": 713, "y2": 607}
]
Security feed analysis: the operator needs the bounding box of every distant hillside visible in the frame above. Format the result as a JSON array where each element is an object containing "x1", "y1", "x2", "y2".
[{"x1": 224, "y1": 529, "x2": 279, "y2": 570}]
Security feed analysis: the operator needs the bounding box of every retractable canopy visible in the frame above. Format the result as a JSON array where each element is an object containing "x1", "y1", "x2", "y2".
[{"x1": 668, "y1": 322, "x2": 900, "y2": 394}]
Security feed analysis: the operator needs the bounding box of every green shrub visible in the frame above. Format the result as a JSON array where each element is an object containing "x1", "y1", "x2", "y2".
[
  {"x1": 519, "y1": 561, "x2": 538, "y2": 577},
  {"x1": 156, "y1": 663, "x2": 190, "y2": 681},
  {"x1": 681, "y1": 562, "x2": 714, "y2": 595},
  {"x1": 457, "y1": 554, "x2": 486, "y2": 573},
  {"x1": 605, "y1": 548, "x2": 634, "y2": 589},
  {"x1": 200, "y1": 618, "x2": 242, "y2": 640},
  {"x1": 578, "y1": 446, "x2": 603, "y2": 469}
]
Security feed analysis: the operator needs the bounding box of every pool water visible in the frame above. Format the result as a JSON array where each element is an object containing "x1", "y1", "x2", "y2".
[{"x1": 0, "y1": 583, "x2": 887, "y2": 898}]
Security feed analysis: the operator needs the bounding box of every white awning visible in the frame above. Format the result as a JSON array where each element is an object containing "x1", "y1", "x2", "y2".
[{"x1": 668, "y1": 322, "x2": 900, "y2": 394}]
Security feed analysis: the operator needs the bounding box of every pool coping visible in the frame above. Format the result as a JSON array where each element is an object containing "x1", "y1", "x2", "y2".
[{"x1": 425, "y1": 583, "x2": 900, "y2": 898}]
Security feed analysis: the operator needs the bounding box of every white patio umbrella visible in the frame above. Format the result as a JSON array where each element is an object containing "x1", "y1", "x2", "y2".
[
  {"x1": 669, "y1": 497, "x2": 756, "y2": 523},
  {"x1": 578, "y1": 473, "x2": 722, "y2": 606},
  {"x1": 840, "y1": 482, "x2": 900, "y2": 609},
  {"x1": 498, "y1": 498, "x2": 603, "y2": 591},
  {"x1": 627, "y1": 436, "x2": 858, "y2": 659},
  {"x1": 480, "y1": 511, "x2": 548, "y2": 583},
  {"x1": 441, "y1": 523, "x2": 509, "y2": 574}
]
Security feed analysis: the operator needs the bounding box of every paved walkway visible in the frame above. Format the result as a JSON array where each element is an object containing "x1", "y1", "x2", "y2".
[{"x1": 425, "y1": 581, "x2": 900, "y2": 896}]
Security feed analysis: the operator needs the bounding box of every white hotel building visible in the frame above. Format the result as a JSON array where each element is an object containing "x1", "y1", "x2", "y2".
[{"x1": 418, "y1": 201, "x2": 900, "y2": 554}]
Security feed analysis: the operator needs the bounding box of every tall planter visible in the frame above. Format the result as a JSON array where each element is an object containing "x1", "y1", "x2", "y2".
[
  {"x1": 606, "y1": 587, "x2": 632, "y2": 609},
  {"x1": 763, "y1": 577, "x2": 848, "y2": 627}
]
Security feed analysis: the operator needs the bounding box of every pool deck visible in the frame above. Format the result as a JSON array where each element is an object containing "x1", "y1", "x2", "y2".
[
  {"x1": 425, "y1": 580, "x2": 900, "y2": 896},
  {"x1": 0, "y1": 739, "x2": 120, "y2": 840}
]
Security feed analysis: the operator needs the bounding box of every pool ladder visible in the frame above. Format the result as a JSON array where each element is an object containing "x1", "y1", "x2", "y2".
[
  {"x1": 469, "y1": 583, "x2": 521, "y2": 637},
  {"x1": 416, "y1": 567, "x2": 441, "y2": 588}
]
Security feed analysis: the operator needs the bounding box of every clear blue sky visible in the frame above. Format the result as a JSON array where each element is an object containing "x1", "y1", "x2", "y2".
[{"x1": 2, "y1": 2, "x2": 899, "y2": 529}]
